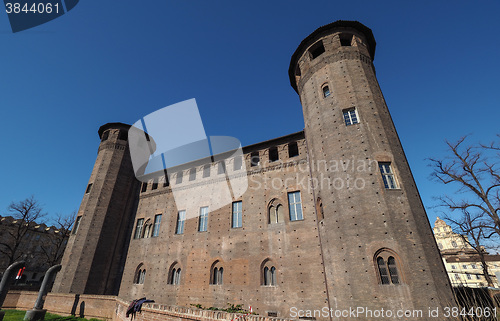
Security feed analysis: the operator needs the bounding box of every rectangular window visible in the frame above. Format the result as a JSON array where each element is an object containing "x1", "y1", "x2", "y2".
[
  {"x1": 378, "y1": 162, "x2": 398, "y2": 189},
  {"x1": 288, "y1": 191, "x2": 303, "y2": 221},
  {"x1": 152, "y1": 214, "x2": 162, "y2": 237},
  {"x1": 269, "y1": 147, "x2": 279, "y2": 162},
  {"x1": 232, "y1": 201, "x2": 242, "y2": 228},
  {"x1": 189, "y1": 168, "x2": 196, "y2": 181},
  {"x1": 176, "y1": 171, "x2": 183, "y2": 184},
  {"x1": 218, "y1": 161, "x2": 226, "y2": 175},
  {"x1": 141, "y1": 182, "x2": 147, "y2": 193},
  {"x1": 234, "y1": 156, "x2": 242, "y2": 171},
  {"x1": 176, "y1": 210, "x2": 186, "y2": 235},
  {"x1": 72, "y1": 216, "x2": 82, "y2": 235},
  {"x1": 203, "y1": 164, "x2": 211, "y2": 178},
  {"x1": 85, "y1": 183, "x2": 93, "y2": 194},
  {"x1": 343, "y1": 108, "x2": 359, "y2": 126},
  {"x1": 251, "y1": 151, "x2": 260, "y2": 167},
  {"x1": 309, "y1": 40, "x2": 325, "y2": 59},
  {"x1": 288, "y1": 142, "x2": 299, "y2": 157},
  {"x1": 152, "y1": 182, "x2": 158, "y2": 190},
  {"x1": 199, "y1": 207, "x2": 208, "y2": 232},
  {"x1": 118, "y1": 130, "x2": 128, "y2": 141},
  {"x1": 134, "y1": 218, "x2": 144, "y2": 239}
]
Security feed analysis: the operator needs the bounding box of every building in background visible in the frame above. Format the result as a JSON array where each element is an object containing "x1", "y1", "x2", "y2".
[
  {"x1": 0, "y1": 215, "x2": 69, "y2": 285},
  {"x1": 433, "y1": 217, "x2": 500, "y2": 288}
]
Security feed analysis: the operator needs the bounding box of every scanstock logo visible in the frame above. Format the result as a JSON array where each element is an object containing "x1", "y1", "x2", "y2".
[
  {"x1": 3, "y1": 0, "x2": 79, "y2": 33},
  {"x1": 128, "y1": 99, "x2": 249, "y2": 220}
]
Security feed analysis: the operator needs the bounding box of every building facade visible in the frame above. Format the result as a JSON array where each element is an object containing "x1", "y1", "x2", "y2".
[
  {"x1": 0, "y1": 215, "x2": 68, "y2": 283},
  {"x1": 433, "y1": 217, "x2": 500, "y2": 288},
  {"x1": 53, "y1": 21, "x2": 455, "y2": 320}
]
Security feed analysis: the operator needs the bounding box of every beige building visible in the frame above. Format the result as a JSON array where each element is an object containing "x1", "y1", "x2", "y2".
[
  {"x1": 0, "y1": 215, "x2": 68, "y2": 284},
  {"x1": 433, "y1": 217, "x2": 500, "y2": 288}
]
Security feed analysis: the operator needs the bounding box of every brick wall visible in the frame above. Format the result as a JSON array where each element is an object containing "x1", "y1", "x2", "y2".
[{"x1": 3, "y1": 291, "x2": 291, "y2": 321}]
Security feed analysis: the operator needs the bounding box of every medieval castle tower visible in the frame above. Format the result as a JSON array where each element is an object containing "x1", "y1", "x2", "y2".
[{"x1": 53, "y1": 21, "x2": 455, "y2": 320}]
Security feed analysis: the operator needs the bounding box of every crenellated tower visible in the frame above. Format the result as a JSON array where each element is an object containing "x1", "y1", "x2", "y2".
[
  {"x1": 53, "y1": 123, "x2": 141, "y2": 295},
  {"x1": 289, "y1": 21, "x2": 455, "y2": 319}
]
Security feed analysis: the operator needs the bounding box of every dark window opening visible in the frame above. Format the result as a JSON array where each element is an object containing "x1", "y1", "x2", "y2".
[
  {"x1": 251, "y1": 152, "x2": 260, "y2": 167},
  {"x1": 101, "y1": 131, "x2": 109, "y2": 142},
  {"x1": 152, "y1": 182, "x2": 158, "y2": 190},
  {"x1": 322, "y1": 85, "x2": 330, "y2": 98},
  {"x1": 340, "y1": 34, "x2": 353, "y2": 47},
  {"x1": 377, "y1": 257, "x2": 390, "y2": 285},
  {"x1": 189, "y1": 168, "x2": 196, "y2": 181},
  {"x1": 85, "y1": 183, "x2": 93, "y2": 194},
  {"x1": 203, "y1": 164, "x2": 211, "y2": 178},
  {"x1": 72, "y1": 216, "x2": 82, "y2": 235},
  {"x1": 288, "y1": 142, "x2": 299, "y2": 157},
  {"x1": 118, "y1": 130, "x2": 128, "y2": 141},
  {"x1": 309, "y1": 40, "x2": 325, "y2": 59},
  {"x1": 268, "y1": 312, "x2": 278, "y2": 317},
  {"x1": 269, "y1": 147, "x2": 279, "y2": 162},
  {"x1": 141, "y1": 182, "x2": 147, "y2": 193}
]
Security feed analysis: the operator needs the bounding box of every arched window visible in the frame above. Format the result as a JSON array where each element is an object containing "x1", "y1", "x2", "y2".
[
  {"x1": 261, "y1": 259, "x2": 277, "y2": 286},
  {"x1": 211, "y1": 261, "x2": 223, "y2": 285},
  {"x1": 134, "y1": 264, "x2": 145, "y2": 284},
  {"x1": 322, "y1": 85, "x2": 330, "y2": 98},
  {"x1": 375, "y1": 249, "x2": 402, "y2": 285},
  {"x1": 168, "y1": 263, "x2": 181, "y2": 285},
  {"x1": 268, "y1": 200, "x2": 284, "y2": 224},
  {"x1": 139, "y1": 270, "x2": 146, "y2": 284}
]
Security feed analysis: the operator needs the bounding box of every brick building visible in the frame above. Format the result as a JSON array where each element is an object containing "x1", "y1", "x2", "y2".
[{"x1": 53, "y1": 21, "x2": 455, "y2": 320}]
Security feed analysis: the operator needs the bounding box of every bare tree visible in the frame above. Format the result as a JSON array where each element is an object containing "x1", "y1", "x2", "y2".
[
  {"x1": 40, "y1": 211, "x2": 75, "y2": 267},
  {"x1": 429, "y1": 135, "x2": 500, "y2": 238},
  {"x1": 0, "y1": 196, "x2": 46, "y2": 265},
  {"x1": 429, "y1": 135, "x2": 500, "y2": 286},
  {"x1": 446, "y1": 210, "x2": 495, "y2": 286}
]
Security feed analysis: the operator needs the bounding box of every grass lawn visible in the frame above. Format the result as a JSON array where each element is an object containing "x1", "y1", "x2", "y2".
[{"x1": 2, "y1": 309, "x2": 103, "y2": 321}]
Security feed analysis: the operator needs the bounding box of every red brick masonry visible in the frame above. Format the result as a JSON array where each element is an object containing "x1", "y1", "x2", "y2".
[{"x1": 4, "y1": 291, "x2": 290, "y2": 321}]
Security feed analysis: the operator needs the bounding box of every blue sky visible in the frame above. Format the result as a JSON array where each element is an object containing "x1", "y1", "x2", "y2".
[{"x1": 0, "y1": 1, "x2": 499, "y2": 227}]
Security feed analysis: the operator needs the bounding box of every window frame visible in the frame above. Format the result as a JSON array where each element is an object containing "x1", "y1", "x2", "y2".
[
  {"x1": 176, "y1": 210, "x2": 186, "y2": 235},
  {"x1": 343, "y1": 108, "x2": 359, "y2": 126},
  {"x1": 232, "y1": 201, "x2": 243, "y2": 228},
  {"x1": 288, "y1": 191, "x2": 303, "y2": 221},
  {"x1": 198, "y1": 207, "x2": 209, "y2": 232},
  {"x1": 134, "y1": 218, "x2": 144, "y2": 239},
  {"x1": 322, "y1": 84, "x2": 330, "y2": 98},
  {"x1": 378, "y1": 162, "x2": 399, "y2": 190},
  {"x1": 152, "y1": 214, "x2": 162, "y2": 237}
]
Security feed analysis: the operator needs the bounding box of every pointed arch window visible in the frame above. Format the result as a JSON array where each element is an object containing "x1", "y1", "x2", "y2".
[
  {"x1": 168, "y1": 263, "x2": 181, "y2": 285},
  {"x1": 211, "y1": 261, "x2": 223, "y2": 285},
  {"x1": 269, "y1": 201, "x2": 284, "y2": 224},
  {"x1": 261, "y1": 260, "x2": 277, "y2": 286},
  {"x1": 135, "y1": 264, "x2": 146, "y2": 284}
]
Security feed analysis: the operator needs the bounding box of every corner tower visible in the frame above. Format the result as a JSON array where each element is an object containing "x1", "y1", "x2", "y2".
[
  {"x1": 53, "y1": 123, "x2": 141, "y2": 295},
  {"x1": 289, "y1": 21, "x2": 454, "y2": 318}
]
